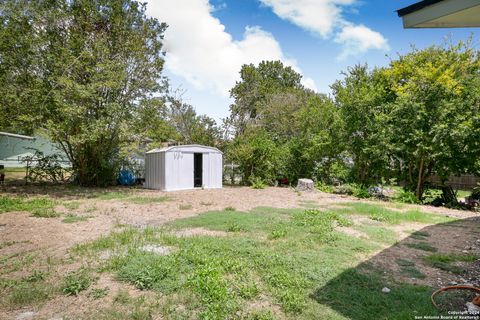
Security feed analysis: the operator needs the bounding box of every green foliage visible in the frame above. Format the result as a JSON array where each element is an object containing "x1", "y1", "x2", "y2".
[
  {"x1": 394, "y1": 190, "x2": 420, "y2": 204},
  {"x1": 62, "y1": 214, "x2": 88, "y2": 223},
  {"x1": 62, "y1": 269, "x2": 94, "y2": 296},
  {"x1": 229, "y1": 128, "x2": 285, "y2": 184},
  {"x1": 352, "y1": 186, "x2": 371, "y2": 199},
  {"x1": 23, "y1": 151, "x2": 71, "y2": 183},
  {"x1": 250, "y1": 176, "x2": 267, "y2": 189},
  {"x1": 0, "y1": 196, "x2": 58, "y2": 217},
  {"x1": 117, "y1": 252, "x2": 170, "y2": 290},
  {"x1": 7, "y1": 282, "x2": 52, "y2": 307},
  {"x1": 89, "y1": 287, "x2": 109, "y2": 299},
  {"x1": 0, "y1": 0, "x2": 168, "y2": 186},
  {"x1": 315, "y1": 182, "x2": 334, "y2": 193},
  {"x1": 224, "y1": 206, "x2": 236, "y2": 211},
  {"x1": 331, "y1": 65, "x2": 391, "y2": 186},
  {"x1": 229, "y1": 60, "x2": 304, "y2": 133},
  {"x1": 422, "y1": 253, "x2": 476, "y2": 275}
]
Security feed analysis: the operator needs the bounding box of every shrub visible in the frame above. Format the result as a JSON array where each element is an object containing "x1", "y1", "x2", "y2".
[
  {"x1": 315, "y1": 181, "x2": 333, "y2": 193},
  {"x1": 333, "y1": 183, "x2": 370, "y2": 198},
  {"x1": 394, "y1": 190, "x2": 420, "y2": 204},
  {"x1": 351, "y1": 185, "x2": 371, "y2": 199},
  {"x1": 250, "y1": 177, "x2": 267, "y2": 189}
]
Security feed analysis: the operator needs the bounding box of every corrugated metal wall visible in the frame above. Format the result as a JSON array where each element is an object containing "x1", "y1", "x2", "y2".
[{"x1": 144, "y1": 152, "x2": 165, "y2": 189}]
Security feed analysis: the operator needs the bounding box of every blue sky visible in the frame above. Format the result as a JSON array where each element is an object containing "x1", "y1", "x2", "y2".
[{"x1": 146, "y1": 0, "x2": 477, "y2": 121}]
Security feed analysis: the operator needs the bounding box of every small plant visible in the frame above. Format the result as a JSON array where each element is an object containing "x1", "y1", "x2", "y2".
[
  {"x1": 117, "y1": 253, "x2": 170, "y2": 290},
  {"x1": 61, "y1": 269, "x2": 94, "y2": 296},
  {"x1": 8, "y1": 282, "x2": 51, "y2": 306},
  {"x1": 179, "y1": 204, "x2": 193, "y2": 210},
  {"x1": 64, "y1": 201, "x2": 81, "y2": 210},
  {"x1": 62, "y1": 214, "x2": 88, "y2": 223},
  {"x1": 201, "y1": 201, "x2": 214, "y2": 206},
  {"x1": 31, "y1": 207, "x2": 59, "y2": 218},
  {"x1": 224, "y1": 206, "x2": 236, "y2": 211},
  {"x1": 269, "y1": 227, "x2": 287, "y2": 239},
  {"x1": 227, "y1": 222, "x2": 243, "y2": 232},
  {"x1": 250, "y1": 176, "x2": 267, "y2": 189},
  {"x1": 394, "y1": 190, "x2": 420, "y2": 204},
  {"x1": 24, "y1": 270, "x2": 47, "y2": 282},
  {"x1": 89, "y1": 287, "x2": 109, "y2": 299},
  {"x1": 352, "y1": 186, "x2": 371, "y2": 199},
  {"x1": 315, "y1": 181, "x2": 334, "y2": 193}
]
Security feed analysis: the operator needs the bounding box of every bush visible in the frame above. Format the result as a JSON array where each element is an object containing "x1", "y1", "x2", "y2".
[
  {"x1": 250, "y1": 176, "x2": 267, "y2": 189},
  {"x1": 332, "y1": 183, "x2": 370, "y2": 198},
  {"x1": 394, "y1": 190, "x2": 420, "y2": 204},
  {"x1": 229, "y1": 128, "x2": 285, "y2": 184},
  {"x1": 315, "y1": 181, "x2": 333, "y2": 193},
  {"x1": 23, "y1": 151, "x2": 71, "y2": 183}
]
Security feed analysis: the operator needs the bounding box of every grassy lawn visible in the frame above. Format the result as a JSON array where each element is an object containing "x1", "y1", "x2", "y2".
[{"x1": 65, "y1": 204, "x2": 452, "y2": 319}]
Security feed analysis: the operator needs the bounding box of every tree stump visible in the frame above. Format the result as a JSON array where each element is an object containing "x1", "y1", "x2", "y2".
[{"x1": 297, "y1": 178, "x2": 314, "y2": 191}]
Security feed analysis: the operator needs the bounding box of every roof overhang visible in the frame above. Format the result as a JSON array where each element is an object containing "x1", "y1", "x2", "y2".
[
  {"x1": 397, "y1": 0, "x2": 480, "y2": 28},
  {"x1": 0, "y1": 131, "x2": 35, "y2": 140}
]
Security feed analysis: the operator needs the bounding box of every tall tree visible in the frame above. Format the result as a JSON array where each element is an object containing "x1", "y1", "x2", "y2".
[
  {"x1": 384, "y1": 42, "x2": 480, "y2": 199},
  {"x1": 229, "y1": 60, "x2": 304, "y2": 134},
  {"x1": 0, "y1": 0, "x2": 167, "y2": 186},
  {"x1": 332, "y1": 65, "x2": 393, "y2": 186}
]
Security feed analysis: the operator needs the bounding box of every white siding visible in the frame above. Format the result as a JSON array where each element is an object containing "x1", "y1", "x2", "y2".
[{"x1": 145, "y1": 144, "x2": 223, "y2": 191}]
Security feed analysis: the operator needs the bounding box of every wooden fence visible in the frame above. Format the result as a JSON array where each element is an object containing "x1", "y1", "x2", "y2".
[{"x1": 426, "y1": 174, "x2": 480, "y2": 190}]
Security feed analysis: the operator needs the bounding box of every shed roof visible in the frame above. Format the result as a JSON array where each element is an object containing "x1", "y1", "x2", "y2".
[
  {"x1": 397, "y1": 0, "x2": 480, "y2": 28},
  {"x1": 146, "y1": 144, "x2": 223, "y2": 154}
]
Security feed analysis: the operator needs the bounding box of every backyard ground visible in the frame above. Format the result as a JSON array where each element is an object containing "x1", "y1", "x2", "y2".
[{"x1": 0, "y1": 185, "x2": 479, "y2": 319}]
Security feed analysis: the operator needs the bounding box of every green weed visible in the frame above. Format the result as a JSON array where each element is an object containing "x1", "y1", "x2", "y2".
[
  {"x1": 0, "y1": 196, "x2": 58, "y2": 217},
  {"x1": 62, "y1": 214, "x2": 88, "y2": 223},
  {"x1": 89, "y1": 287, "x2": 109, "y2": 299},
  {"x1": 62, "y1": 268, "x2": 94, "y2": 296}
]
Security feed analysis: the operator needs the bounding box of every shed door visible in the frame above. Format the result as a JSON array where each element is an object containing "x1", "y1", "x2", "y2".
[{"x1": 194, "y1": 153, "x2": 203, "y2": 187}]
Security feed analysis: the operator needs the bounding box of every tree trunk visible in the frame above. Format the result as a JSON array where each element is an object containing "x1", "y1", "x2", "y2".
[{"x1": 415, "y1": 158, "x2": 425, "y2": 201}]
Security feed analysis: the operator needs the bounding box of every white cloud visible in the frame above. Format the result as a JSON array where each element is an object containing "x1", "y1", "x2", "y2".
[
  {"x1": 146, "y1": 0, "x2": 316, "y2": 97},
  {"x1": 260, "y1": 0, "x2": 355, "y2": 38},
  {"x1": 334, "y1": 24, "x2": 390, "y2": 60},
  {"x1": 259, "y1": 0, "x2": 389, "y2": 58}
]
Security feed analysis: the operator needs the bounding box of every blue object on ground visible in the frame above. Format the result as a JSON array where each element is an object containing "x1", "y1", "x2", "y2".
[{"x1": 118, "y1": 170, "x2": 135, "y2": 186}]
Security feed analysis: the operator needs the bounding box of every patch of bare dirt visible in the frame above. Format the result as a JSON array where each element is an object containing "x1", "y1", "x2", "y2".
[{"x1": 369, "y1": 216, "x2": 480, "y2": 288}]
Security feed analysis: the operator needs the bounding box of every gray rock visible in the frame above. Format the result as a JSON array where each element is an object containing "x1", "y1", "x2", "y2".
[
  {"x1": 296, "y1": 178, "x2": 314, "y2": 191},
  {"x1": 382, "y1": 287, "x2": 391, "y2": 293},
  {"x1": 16, "y1": 311, "x2": 36, "y2": 320}
]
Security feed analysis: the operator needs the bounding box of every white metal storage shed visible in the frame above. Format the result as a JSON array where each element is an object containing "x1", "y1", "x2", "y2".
[{"x1": 144, "y1": 144, "x2": 223, "y2": 191}]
